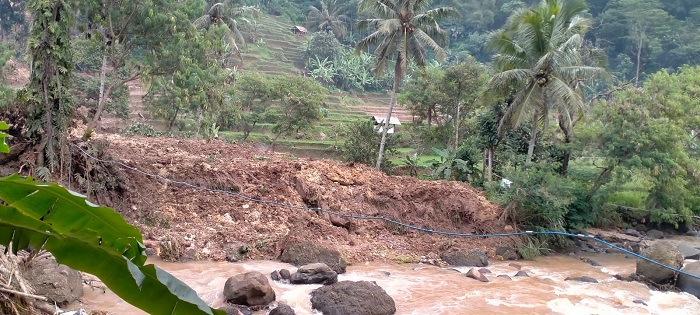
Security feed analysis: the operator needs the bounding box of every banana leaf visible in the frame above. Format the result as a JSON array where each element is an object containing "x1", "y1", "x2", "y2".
[{"x1": 0, "y1": 175, "x2": 225, "y2": 315}]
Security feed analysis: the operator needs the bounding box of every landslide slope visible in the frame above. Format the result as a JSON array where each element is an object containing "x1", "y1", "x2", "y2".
[{"x1": 93, "y1": 134, "x2": 514, "y2": 262}]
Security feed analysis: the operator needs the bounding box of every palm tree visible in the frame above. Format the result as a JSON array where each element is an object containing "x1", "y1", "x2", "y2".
[
  {"x1": 356, "y1": 0, "x2": 458, "y2": 169},
  {"x1": 486, "y1": 0, "x2": 606, "y2": 165},
  {"x1": 306, "y1": 0, "x2": 349, "y2": 39},
  {"x1": 194, "y1": 0, "x2": 260, "y2": 63}
]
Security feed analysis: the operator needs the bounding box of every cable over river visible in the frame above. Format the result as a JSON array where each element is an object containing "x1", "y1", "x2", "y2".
[{"x1": 73, "y1": 252, "x2": 700, "y2": 315}]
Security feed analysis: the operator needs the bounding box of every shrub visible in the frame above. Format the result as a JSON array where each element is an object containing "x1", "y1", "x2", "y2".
[
  {"x1": 122, "y1": 122, "x2": 161, "y2": 137},
  {"x1": 340, "y1": 119, "x2": 398, "y2": 172}
]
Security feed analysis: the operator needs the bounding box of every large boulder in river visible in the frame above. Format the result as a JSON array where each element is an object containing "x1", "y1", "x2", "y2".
[
  {"x1": 25, "y1": 255, "x2": 83, "y2": 305},
  {"x1": 677, "y1": 261, "x2": 700, "y2": 299},
  {"x1": 223, "y1": 271, "x2": 276, "y2": 307},
  {"x1": 310, "y1": 281, "x2": 396, "y2": 315},
  {"x1": 279, "y1": 241, "x2": 347, "y2": 274},
  {"x1": 635, "y1": 241, "x2": 684, "y2": 284},
  {"x1": 495, "y1": 247, "x2": 519, "y2": 260},
  {"x1": 290, "y1": 263, "x2": 338, "y2": 285},
  {"x1": 440, "y1": 249, "x2": 489, "y2": 267}
]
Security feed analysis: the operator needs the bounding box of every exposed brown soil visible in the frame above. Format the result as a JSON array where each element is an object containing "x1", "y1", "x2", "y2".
[
  {"x1": 89, "y1": 133, "x2": 517, "y2": 263},
  {"x1": 2, "y1": 56, "x2": 513, "y2": 265}
]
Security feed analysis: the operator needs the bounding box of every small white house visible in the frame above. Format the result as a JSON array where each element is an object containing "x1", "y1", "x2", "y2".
[
  {"x1": 500, "y1": 178, "x2": 513, "y2": 188},
  {"x1": 372, "y1": 115, "x2": 401, "y2": 134}
]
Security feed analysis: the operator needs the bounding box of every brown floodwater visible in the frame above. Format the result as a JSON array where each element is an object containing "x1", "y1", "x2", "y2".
[{"x1": 71, "y1": 249, "x2": 700, "y2": 315}]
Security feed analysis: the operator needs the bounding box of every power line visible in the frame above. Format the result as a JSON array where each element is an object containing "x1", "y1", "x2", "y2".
[{"x1": 71, "y1": 144, "x2": 700, "y2": 281}]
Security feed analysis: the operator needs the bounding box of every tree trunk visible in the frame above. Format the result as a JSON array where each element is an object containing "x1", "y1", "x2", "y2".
[
  {"x1": 482, "y1": 148, "x2": 487, "y2": 181},
  {"x1": 487, "y1": 147, "x2": 494, "y2": 188},
  {"x1": 37, "y1": 79, "x2": 53, "y2": 168},
  {"x1": 558, "y1": 114, "x2": 572, "y2": 177},
  {"x1": 242, "y1": 121, "x2": 256, "y2": 141},
  {"x1": 167, "y1": 105, "x2": 180, "y2": 132},
  {"x1": 427, "y1": 104, "x2": 432, "y2": 129},
  {"x1": 454, "y1": 101, "x2": 460, "y2": 151},
  {"x1": 194, "y1": 107, "x2": 203, "y2": 139},
  {"x1": 586, "y1": 165, "x2": 615, "y2": 202},
  {"x1": 525, "y1": 107, "x2": 539, "y2": 165},
  {"x1": 634, "y1": 26, "x2": 644, "y2": 87},
  {"x1": 268, "y1": 129, "x2": 286, "y2": 153},
  {"x1": 84, "y1": 54, "x2": 108, "y2": 139},
  {"x1": 375, "y1": 59, "x2": 401, "y2": 169}
]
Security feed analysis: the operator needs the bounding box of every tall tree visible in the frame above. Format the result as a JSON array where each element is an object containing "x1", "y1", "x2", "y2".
[
  {"x1": 25, "y1": 0, "x2": 73, "y2": 176},
  {"x1": 194, "y1": 0, "x2": 260, "y2": 63},
  {"x1": 145, "y1": 24, "x2": 233, "y2": 137},
  {"x1": 593, "y1": 0, "x2": 678, "y2": 85},
  {"x1": 583, "y1": 68, "x2": 700, "y2": 226},
  {"x1": 356, "y1": 0, "x2": 458, "y2": 169},
  {"x1": 441, "y1": 59, "x2": 489, "y2": 150},
  {"x1": 306, "y1": 0, "x2": 349, "y2": 39},
  {"x1": 486, "y1": 0, "x2": 606, "y2": 166},
  {"x1": 80, "y1": 0, "x2": 202, "y2": 138}
]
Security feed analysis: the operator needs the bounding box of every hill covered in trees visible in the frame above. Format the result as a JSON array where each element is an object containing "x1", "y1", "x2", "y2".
[{"x1": 0, "y1": 0, "x2": 699, "y2": 255}]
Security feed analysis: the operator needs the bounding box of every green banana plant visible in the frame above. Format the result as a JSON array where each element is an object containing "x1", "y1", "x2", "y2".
[{"x1": 0, "y1": 121, "x2": 8, "y2": 154}]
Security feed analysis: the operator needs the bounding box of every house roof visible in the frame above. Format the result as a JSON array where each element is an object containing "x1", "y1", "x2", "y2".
[
  {"x1": 291, "y1": 26, "x2": 308, "y2": 33},
  {"x1": 372, "y1": 115, "x2": 401, "y2": 125}
]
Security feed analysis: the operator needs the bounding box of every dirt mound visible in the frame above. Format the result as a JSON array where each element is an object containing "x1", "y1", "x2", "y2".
[{"x1": 90, "y1": 134, "x2": 516, "y2": 262}]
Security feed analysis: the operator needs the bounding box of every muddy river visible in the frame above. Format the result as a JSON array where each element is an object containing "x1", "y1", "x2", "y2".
[{"x1": 72, "y1": 250, "x2": 700, "y2": 315}]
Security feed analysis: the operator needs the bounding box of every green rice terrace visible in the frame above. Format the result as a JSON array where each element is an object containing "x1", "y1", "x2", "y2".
[{"x1": 127, "y1": 12, "x2": 417, "y2": 162}]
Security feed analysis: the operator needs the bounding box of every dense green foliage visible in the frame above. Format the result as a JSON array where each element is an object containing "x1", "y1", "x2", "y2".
[
  {"x1": 2, "y1": 0, "x2": 700, "y2": 267},
  {"x1": 305, "y1": 32, "x2": 390, "y2": 92},
  {"x1": 0, "y1": 42, "x2": 12, "y2": 108},
  {"x1": 487, "y1": 0, "x2": 606, "y2": 165},
  {"x1": 356, "y1": 0, "x2": 457, "y2": 168},
  {"x1": 389, "y1": 1, "x2": 698, "y2": 236},
  {"x1": 272, "y1": 0, "x2": 700, "y2": 85},
  {"x1": 23, "y1": 0, "x2": 74, "y2": 173},
  {"x1": 227, "y1": 72, "x2": 327, "y2": 145},
  {"x1": 305, "y1": 0, "x2": 348, "y2": 39},
  {"x1": 0, "y1": 121, "x2": 8, "y2": 153},
  {"x1": 340, "y1": 119, "x2": 397, "y2": 171}
]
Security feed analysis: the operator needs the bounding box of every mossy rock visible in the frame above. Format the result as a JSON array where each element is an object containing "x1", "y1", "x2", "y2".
[{"x1": 636, "y1": 241, "x2": 684, "y2": 284}]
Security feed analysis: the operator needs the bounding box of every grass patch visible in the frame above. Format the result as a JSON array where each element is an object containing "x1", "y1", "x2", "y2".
[
  {"x1": 389, "y1": 152, "x2": 440, "y2": 167},
  {"x1": 277, "y1": 139, "x2": 337, "y2": 145}
]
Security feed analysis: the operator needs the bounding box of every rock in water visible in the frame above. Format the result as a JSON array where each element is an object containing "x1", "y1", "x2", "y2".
[
  {"x1": 646, "y1": 229, "x2": 666, "y2": 240},
  {"x1": 478, "y1": 268, "x2": 492, "y2": 274},
  {"x1": 310, "y1": 281, "x2": 396, "y2": 315},
  {"x1": 269, "y1": 303, "x2": 296, "y2": 315},
  {"x1": 677, "y1": 261, "x2": 700, "y2": 299},
  {"x1": 580, "y1": 257, "x2": 601, "y2": 266},
  {"x1": 279, "y1": 269, "x2": 291, "y2": 280},
  {"x1": 25, "y1": 255, "x2": 83, "y2": 305},
  {"x1": 677, "y1": 243, "x2": 700, "y2": 260},
  {"x1": 217, "y1": 305, "x2": 252, "y2": 315},
  {"x1": 496, "y1": 247, "x2": 520, "y2": 260},
  {"x1": 223, "y1": 271, "x2": 276, "y2": 307},
  {"x1": 279, "y1": 241, "x2": 347, "y2": 274},
  {"x1": 565, "y1": 276, "x2": 599, "y2": 283},
  {"x1": 514, "y1": 270, "x2": 529, "y2": 277},
  {"x1": 290, "y1": 263, "x2": 338, "y2": 285},
  {"x1": 636, "y1": 241, "x2": 684, "y2": 284},
  {"x1": 440, "y1": 249, "x2": 489, "y2": 267},
  {"x1": 270, "y1": 270, "x2": 282, "y2": 281},
  {"x1": 466, "y1": 268, "x2": 489, "y2": 282}
]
